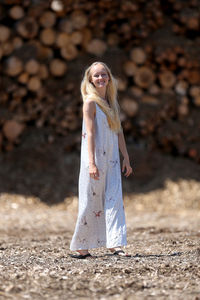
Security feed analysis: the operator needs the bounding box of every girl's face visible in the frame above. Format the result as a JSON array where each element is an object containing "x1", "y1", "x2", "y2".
[{"x1": 90, "y1": 64, "x2": 109, "y2": 90}]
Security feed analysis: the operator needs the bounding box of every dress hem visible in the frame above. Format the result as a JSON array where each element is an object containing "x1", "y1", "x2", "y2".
[{"x1": 70, "y1": 241, "x2": 127, "y2": 251}]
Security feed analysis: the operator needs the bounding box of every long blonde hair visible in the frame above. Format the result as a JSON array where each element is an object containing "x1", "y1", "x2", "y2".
[{"x1": 80, "y1": 62, "x2": 122, "y2": 133}]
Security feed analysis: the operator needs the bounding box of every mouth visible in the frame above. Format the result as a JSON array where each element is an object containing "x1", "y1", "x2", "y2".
[{"x1": 97, "y1": 81, "x2": 105, "y2": 85}]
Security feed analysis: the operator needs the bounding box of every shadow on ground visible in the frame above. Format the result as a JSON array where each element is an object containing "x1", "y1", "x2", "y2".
[{"x1": 0, "y1": 126, "x2": 200, "y2": 204}]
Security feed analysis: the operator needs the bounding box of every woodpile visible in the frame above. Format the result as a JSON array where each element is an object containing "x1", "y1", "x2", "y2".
[{"x1": 0, "y1": 0, "x2": 200, "y2": 163}]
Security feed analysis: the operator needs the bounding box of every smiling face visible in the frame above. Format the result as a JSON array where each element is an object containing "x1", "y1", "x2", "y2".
[{"x1": 89, "y1": 63, "x2": 110, "y2": 90}]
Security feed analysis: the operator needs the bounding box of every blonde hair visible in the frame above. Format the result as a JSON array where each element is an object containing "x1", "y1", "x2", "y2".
[{"x1": 80, "y1": 62, "x2": 122, "y2": 133}]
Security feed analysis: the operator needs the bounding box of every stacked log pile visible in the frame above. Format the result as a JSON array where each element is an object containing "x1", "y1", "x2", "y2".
[{"x1": 0, "y1": 0, "x2": 200, "y2": 162}]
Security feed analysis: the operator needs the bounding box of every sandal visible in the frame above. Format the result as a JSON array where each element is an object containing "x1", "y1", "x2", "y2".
[
  {"x1": 69, "y1": 253, "x2": 96, "y2": 259},
  {"x1": 113, "y1": 250, "x2": 131, "y2": 257}
]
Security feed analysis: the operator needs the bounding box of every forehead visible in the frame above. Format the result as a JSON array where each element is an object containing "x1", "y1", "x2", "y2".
[{"x1": 90, "y1": 64, "x2": 108, "y2": 75}]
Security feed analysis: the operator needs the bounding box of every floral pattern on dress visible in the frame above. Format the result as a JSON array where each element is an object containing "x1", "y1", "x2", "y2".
[{"x1": 70, "y1": 103, "x2": 127, "y2": 251}]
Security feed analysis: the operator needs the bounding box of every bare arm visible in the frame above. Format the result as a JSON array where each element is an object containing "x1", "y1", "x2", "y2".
[
  {"x1": 118, "y1": 129, "x2": 130, "y2": 162},
  {"x1": 83, "y1": 100, "x2": 99, "y2": 180},
  {"x1": 118, "y1": 128, "x2": 133, "y2": 177}
]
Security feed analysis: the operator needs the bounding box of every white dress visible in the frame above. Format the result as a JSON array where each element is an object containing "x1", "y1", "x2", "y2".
[{"x1": 70, "y1": 102, "x2": 127, "y2": 250}]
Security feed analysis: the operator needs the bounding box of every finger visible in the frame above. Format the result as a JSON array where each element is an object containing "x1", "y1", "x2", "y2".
[
  {"x1": 127, "y1": 168, "x2": 133, "y2": 177},
  {"x1": 125, "y1": 170, "x2": 129, "y2": 177},
  {"x1": 125, "y1": 168, "x2": 131, "y2": 177},
  {"x1": 95, "y1": 171, "x2": 100, "y2": 180}
]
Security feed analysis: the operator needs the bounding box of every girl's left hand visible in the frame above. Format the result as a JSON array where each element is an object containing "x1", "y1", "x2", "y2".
[{"x1": 122, "y1": 158, "x2": 133, "y2": 177}]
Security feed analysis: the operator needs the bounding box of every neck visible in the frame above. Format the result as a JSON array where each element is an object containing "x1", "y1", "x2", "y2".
[{"x1": 96, "y1": 87, "x2": 106, "y2": 99}]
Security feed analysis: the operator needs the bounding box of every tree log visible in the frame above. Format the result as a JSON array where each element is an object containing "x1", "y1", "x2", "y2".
[
  {"x1": 70, "y1": 31, "x2": 83, "y2": 45},
  {"x1": 18, "y1": 72, "x2": 29, "y2": 84},
  {"x1": 16, "y1": 17, "x2": 39, "y2": 39},
  {"x1": 141, "y1": 95, "x2": 159, "y2": 105},
  {"x1": 12, "y1": 36, "x2": 23, "y2": 49},
  {"x1": 49, "y1": 59, "x2": 67, "y2": 77},
  {"x1": 130, "y1": 47, "x2": 147, "y2": 64},
  {"x1": 40, "y1": 28, "x2": 56, "y2": 46},
  {"x1": 56, "y1": 32, "x2": 71, "y2": 47},
  {"x1": 86, "y1": 39, "x2": 107, "y2": 56},
  {"x1": 25, "y1": 59, "x2": 40, "y2": 75},
  {"x1": 3, "y1": 120, "x2": 25, "y2": 142},
  {"x1": 121, "y1": 98, "x2": 139, "y2": 117},
  {"x1": 70, "y1": 11, "x2": 88, "y2": 30},
  {"x1": 60, "y1": 44, "x2": 78, "y2": 60},
  {"x1": 27, "y1": 76, "x2": 42, "y2": 91},
  {"x1": 116, "y1": 77, "x2": 128, "y2": 92},
  {"x1": 159, "y1": 70, "x2": 176, "y2": 89},
  {"x1": 130, "y1": 86, "x2": 144, "y2": 98},
  {"x1": 0, "y1": 25, "x2": 11, "y2": 42},
  {"x1": 175, "y1": 80, "x2": 188, "y2": 96},
  {"x1": 134, "y1": 67, "x2": 156, "y2": 89},
  {"x1": 2, "y1": 41, "x2": 14, "y2": 56},
  {"x1": 39, "y1": 10, "x2": 56, "y2": 28},
  {"x1": 123, "y1": 61, "x2": 138, "y2": 76},
  {"x1": 38, "y1": 64, "x2": 49, "y2": 79},
  {"x1": 9, "y1": 5, "x2": 24, "y2": 19},
  {"x1": 193, "y1": 96, "x2": 200, "y2": 106},
  {"x1": 187, "y1": 70, "x2": 200, "y2": 85},
  {"x1": 189, "y1": 86, "x2": 200, "y2": 98},
  {"x1": 5, "y1": 56, "x2": 23, "y2": 77}
]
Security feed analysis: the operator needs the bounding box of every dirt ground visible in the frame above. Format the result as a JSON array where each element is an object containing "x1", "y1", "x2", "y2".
[
  {"x1": 0, "y1": 192, "x2": 199, "y2": 300},
  {"x1": 0, "y1": 140, "x2": 200, "y2": 299}
]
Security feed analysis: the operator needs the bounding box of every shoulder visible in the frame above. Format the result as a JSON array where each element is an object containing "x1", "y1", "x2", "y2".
[{"x1": 83, "y1": 99, "x2": 96, "y2": 115}]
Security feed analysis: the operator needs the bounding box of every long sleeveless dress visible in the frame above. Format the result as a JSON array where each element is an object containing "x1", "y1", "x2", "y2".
[{"x1": 70, "y1": 102, "x2": 127, "y2": 250}]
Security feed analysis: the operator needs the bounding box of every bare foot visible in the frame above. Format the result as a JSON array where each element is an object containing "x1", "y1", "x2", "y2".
[
  {"x1": 77, "y1": 249, "x2": 89, "y2": 255},
  {"x1": 108, "y1": 247, "x2": 131, "y2": 257},
  {"x1": 108, "y1": 247, "x2": 121, "y2": 253}
]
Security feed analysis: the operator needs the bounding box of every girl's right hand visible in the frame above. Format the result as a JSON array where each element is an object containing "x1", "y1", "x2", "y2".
[{"x1": 89, "y1": 163, "x2": 100, "y2": 180}]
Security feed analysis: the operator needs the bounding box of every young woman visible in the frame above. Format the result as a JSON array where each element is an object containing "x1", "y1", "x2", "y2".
[{"x1": 70, "y1": 62, "x2": 133, "y2": 259}]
